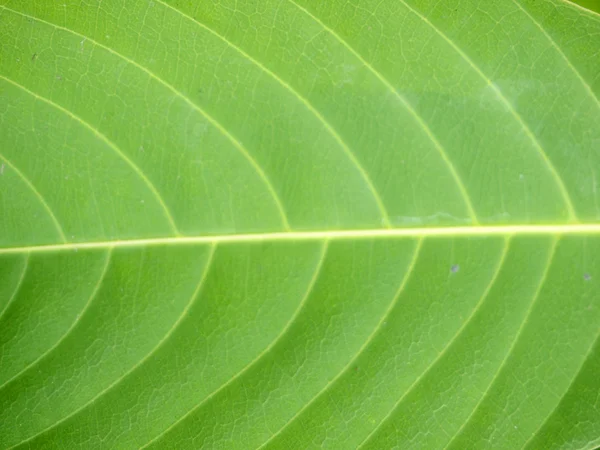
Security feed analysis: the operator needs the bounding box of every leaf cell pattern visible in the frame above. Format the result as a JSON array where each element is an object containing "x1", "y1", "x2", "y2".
[{"x1": 1, "y1": 0, "x2": 600, "y2": 449}]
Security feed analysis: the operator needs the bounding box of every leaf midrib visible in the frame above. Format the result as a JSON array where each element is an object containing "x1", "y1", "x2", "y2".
[
  {"x1": 2, "y1": 224, "x2": 600, "y2": 254},
  {"x1": 1, "y1": 1, "x2": 598, "y2": 449}
]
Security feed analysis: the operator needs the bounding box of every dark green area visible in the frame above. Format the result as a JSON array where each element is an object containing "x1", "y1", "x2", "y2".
[{"x1": 571, "y1": 0, "x2": 600, "y2": 13}]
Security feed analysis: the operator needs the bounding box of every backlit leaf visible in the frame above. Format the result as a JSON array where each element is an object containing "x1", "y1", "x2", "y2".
[{"x1": 1, "y1": 0, "x2": 599, "y2": 448}]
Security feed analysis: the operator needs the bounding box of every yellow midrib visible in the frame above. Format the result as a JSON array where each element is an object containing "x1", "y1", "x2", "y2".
[{"x1": 2, "y1": 223, "x2": 600, "y2": 254}]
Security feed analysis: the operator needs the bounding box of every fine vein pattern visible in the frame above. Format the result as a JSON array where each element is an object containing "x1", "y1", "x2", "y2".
[{"x1": 1, "y1": 0, "x2": 599, "y2": 449}]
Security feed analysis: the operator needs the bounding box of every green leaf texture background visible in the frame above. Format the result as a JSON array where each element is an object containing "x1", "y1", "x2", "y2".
[
  {"x1": 1, "y1": 0, "x2": 599, "y2": 448},
  {"x1": 570, "y1": 0, "x2": 600, "y2": 13}
]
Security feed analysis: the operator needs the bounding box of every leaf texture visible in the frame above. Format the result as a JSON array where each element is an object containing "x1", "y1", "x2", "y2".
[{"x1": 0, "y1": 0, "x2": 599, "y2": 448}]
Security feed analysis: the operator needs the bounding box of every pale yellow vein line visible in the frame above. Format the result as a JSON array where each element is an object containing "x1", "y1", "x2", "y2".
[
  {"x1": 0, "y1": 152, "x2": 66, "y2": 242},
  {"x1": 0, "y1": 75, "x2": 179, "y2": 235},
  {"x1": 511, "y1": 0, "x2": 600, "y2": 108},
  {"x1": 256, "y1": 238, "x2": 423, "y2": 450},
  {"x1": 444, "y1": 238, "x2": 559, "y2": 450},
  {"x1": 0, "y1": 5, "x2": 290, "y2": 230},
  {"x1": 153, "y1": 0, "x2": 391, "y2": 227},
  {"x1": 394, "y1": 0, "x2": 578, "y2": 221},
  {"x1": 7, "y1": 244, "x2": 216, "y2": 450},
  {"x1": 575, "y1": 440, "x2": 600, "y2": 450},
  {"x1": 140, "y1": 240, "x2": 330, "y2": 449},
  {"x1": 0, "y1": 224, "x2": 599, "y2": 255},
  {"x1": 358, "y1": 236, "x2": 512, "y2": 448},
  {"x1": 0, "y1": 253, "x2": 30, "y2": 322},
  {"x1": 556, "y1": 0, "x2": 600, "y2": 20},
  {"x1": 521, "y1": 326, "x2": 600, "y2": 449},
  {"x1": 0, "y1": 249, "x2": 112, "y2": 392},
  {"x1": 285, "y1": 0, "x2": 479, "y2": 224}
]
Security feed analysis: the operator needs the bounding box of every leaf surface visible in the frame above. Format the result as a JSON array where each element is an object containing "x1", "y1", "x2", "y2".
[{"x1": 1, "y1": 0, "x2": 600, "y2": 448}]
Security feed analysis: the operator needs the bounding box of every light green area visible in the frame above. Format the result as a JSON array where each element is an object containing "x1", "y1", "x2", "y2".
[{"x1": 0, "y1": 0, "x2": 599, "y2": 448}]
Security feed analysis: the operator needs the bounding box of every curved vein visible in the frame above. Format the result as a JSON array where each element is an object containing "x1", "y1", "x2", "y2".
[
  {"x1": 0, "y1": 75, "x2": 179, "y2": 235},
  {"x1": 285, "y1": 0, "x2": 478, "y2": 224},
  {"x1": 0, "y1": 249, "x2": 112, "y2": 393},
  {"x1": 393, "y1": 0, "x2": 578, "y2": 221},
  {"x1": 555, "y1": 0, "x2": 600, "y2": 21},
  {"x1": 154, "y1": 0, "x2": 391, "y2": 226},
  {"x1": 0, "y1": 152, "x2": 66, "y2": 242},
  {"x1": 256, "y1": 237, "x2": 423, "y2": 449},
  {"x1": 8, "y1": 244, "x2": 216, "y2": 449},
  {"x1": 444, "y1": 238, "x2": 559, "y2": 449},
  {"x1": 140, "y1": 240, "x2": 330, "y2": 449},
  {"x1": 358, "y1": 236, "x2": 512, "y2": 448},
  {"x1": 0, "y1": 5, "x2": 290, "y2": 230},
  {"x1": 511, "y1": 0, "x2": 600, "y2": 108},
  {"x1": 521, "y1": 326, "x2": 600, "y2": 449},
  {"x1": 0, "y1": 223, "x2": 599, "y2": 255},
  {"x1": 0, "y1": 253, "x2": 30, "y2": 322}
]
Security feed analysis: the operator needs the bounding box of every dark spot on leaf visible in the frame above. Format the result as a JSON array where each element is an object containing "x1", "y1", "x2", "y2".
[
  {"x1": 31, "y1": 53, "x2": 37, "y2": 62},
  {"x1": 584, "y1": 273, "x2": 591, "y2": 281},
  {"x1": 451, "y1": 264, "x2": 460, "y2": 273}
]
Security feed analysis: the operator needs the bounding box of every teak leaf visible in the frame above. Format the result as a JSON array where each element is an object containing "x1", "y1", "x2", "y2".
[{"x1": 1, "y1": 0, "x2": 599, "y2": 448}]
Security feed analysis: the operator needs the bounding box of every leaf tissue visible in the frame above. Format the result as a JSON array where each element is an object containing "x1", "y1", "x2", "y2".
[{"x1": 1, "y1": 0, "x2": 599, "y2": 448}]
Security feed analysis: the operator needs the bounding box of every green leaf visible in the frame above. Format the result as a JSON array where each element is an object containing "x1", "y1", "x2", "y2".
[
  {"x1": 1, "y1": 0, "x2": 599, "y2": 448},
  {"x1": 570, "y1": 0, "x2": 600, "y2": 14}
]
